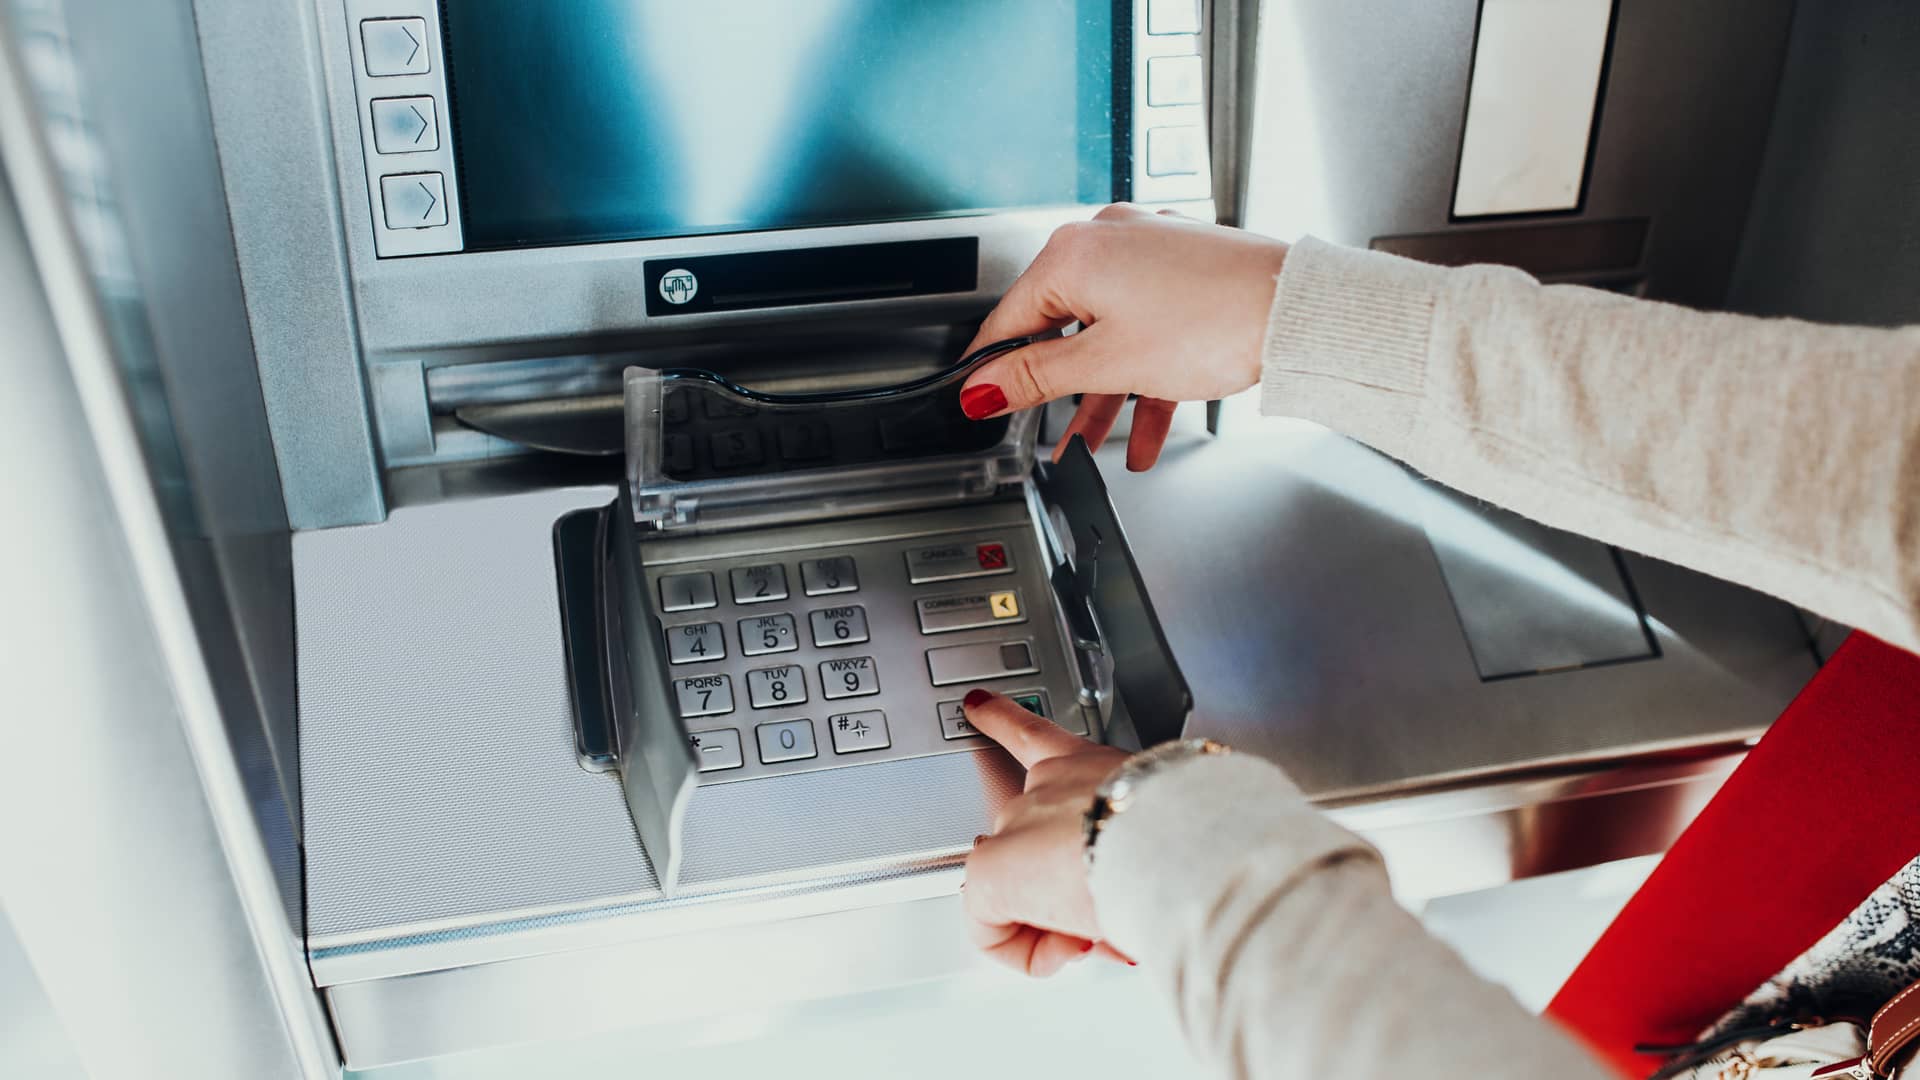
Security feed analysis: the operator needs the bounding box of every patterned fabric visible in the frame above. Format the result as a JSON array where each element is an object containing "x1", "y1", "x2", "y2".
[{"x1": 1711, "y1": 855, "x2": 1920, "y2": 1036}]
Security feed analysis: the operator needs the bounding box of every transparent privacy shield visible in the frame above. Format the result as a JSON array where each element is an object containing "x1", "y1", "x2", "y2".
[{"x1": 624, "y1": 336, "x2": 1042, "y2": 531}]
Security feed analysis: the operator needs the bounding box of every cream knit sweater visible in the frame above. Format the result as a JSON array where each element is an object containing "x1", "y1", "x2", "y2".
[{"x1": 1086, "y1": 238, "x2": 1920, "y2": 1080}]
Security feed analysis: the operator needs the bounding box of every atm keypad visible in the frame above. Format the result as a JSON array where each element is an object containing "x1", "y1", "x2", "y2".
[
  {"x1": 666, "y1": 622, "x2": 726, "y2": 664},
  {"x1": 659, "y1": 571, "x2": 717, "y2": 612},
  {"x1": 730, "y1": 564, "x2": 788, "y2": 604},
  {"x1": 746, "y1": 664, "x2": 807, "y2": 709},
  {"x1": 646, "y1": 523, "x2": 1084, "y2": 782},
  {"x1": 809, "y1": 605, "x2": 869, "y2": 647},
  {"x1": 689, "y1": 728, "x2": 743, "y2": 772},
  {"x1": 820, "y1": 656, "x2": 880, "y2": 699},
  {"x1": 739, "y1": 614, "x2": 798, "y2": 656},
  {"x1": 674, "y1": 674, "x2": 733, "y2": 717},
  {"x1": 828, "y1": 710, "x2": 890, "y2": 753},
  {"x1": 756, "y1": 719, "x2": 817, "y2": 764},
  {"x1": 800, "y1": 557, "x2": 858, "y2": 596}
]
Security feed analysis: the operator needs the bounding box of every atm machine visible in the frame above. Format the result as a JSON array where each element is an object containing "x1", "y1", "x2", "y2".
[{"x1": 4, "y1": 0, "x2": 1912, "y2": 1077}]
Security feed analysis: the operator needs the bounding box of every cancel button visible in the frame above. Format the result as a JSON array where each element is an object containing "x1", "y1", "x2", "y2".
[{"x1": 915, "y1": 588, "x2": 1027, "y2": 634}]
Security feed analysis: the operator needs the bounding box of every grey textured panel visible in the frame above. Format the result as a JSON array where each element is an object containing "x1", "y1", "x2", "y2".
[
  {"x1": 1422, "y1": 490, "x2": 1652, "y2": 680},
  {"x1": 298, "y1": 486, "x2": 657, "y2": 940},
  {"x1": 1726, "y1": 0, "x2": 1920, "y2": 327},
  {"x1": 298, "y1": 486, "x2": 1022, "y2": 943},
  {"x1": 195, "y1": 0, "x2": 384, "y2": 526},
  {"x1": 1088, "y1": 395, "x2": 1814, "y2": 800}
]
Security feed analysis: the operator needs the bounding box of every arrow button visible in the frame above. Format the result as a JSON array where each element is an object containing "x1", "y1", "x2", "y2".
[
  {"x1": 360, "y1": 18, "x2": 431, "y2": 76},
  {"x1": 369, "y1": 96, "x2": 440, "y2": 154},
  {"x1": 379, "y1": 172, "x2": 447, "y2": 230}
]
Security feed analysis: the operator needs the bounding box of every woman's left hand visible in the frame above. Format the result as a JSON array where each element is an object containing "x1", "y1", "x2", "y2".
[{"x1": 960, "y1": 688, "x2": 1132, "y2": 976}]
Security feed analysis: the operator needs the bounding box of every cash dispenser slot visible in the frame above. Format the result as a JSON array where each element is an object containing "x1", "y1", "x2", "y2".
[{"x1": 552, "y1": 347, "x2": 1192, "y2": 895}]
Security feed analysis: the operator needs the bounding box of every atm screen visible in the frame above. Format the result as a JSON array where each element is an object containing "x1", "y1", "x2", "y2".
[{"x1": 441, "y1": 0, "x2": 1122, "y2": 251}]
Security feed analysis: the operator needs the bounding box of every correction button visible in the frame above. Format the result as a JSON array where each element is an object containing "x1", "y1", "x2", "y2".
[
  {"x1": 658, "y1": 571, "x2": 717, "y2": 612},
  {"x1": 739, "y1": 613, "x2": 798, "y2": 656},
  {"x1": 688, "y1": 728, "x2": 743, "y2": 773},
  {"x1": 746, "y1": 664, "x2": 807, "y2": 709},
  {"x1": 756, "y1": 719, "x2": 817, "y2": 764},
  {"x1": 673, "y1": 674, "x2": 733, "y2": 718},
  {"x1": 665, "y1": 621, "x2": 725, "y2": 664},
  {"x1": 800, "y1": 556, "x2": 859, "y2": 596},
  {"x1": 819, "y1": 656, "x2": 880, "y2": 700},
  {"x1": 809, "y1": 605, "x2": 870, "y2": 647},
  {"x1": 729, "y1": 564, "x2": 789, "y2": 604},
  {"x1": 828, "y1": 710, "x2": 891, "y2": 754},
  {"x1": 916, "y1": 589, "x2": 1026, "y2": 634}
]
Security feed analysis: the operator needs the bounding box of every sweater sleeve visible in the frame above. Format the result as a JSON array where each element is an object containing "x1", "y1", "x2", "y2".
[
  {"x1": 1260, "y1": 237, "x2": 1920, "y2": 653},
  {"x1": 1087, "y1": 752, "x2": 1613, "y2": 1080}
]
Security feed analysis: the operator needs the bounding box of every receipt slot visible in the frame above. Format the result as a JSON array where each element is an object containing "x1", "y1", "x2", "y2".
[{"x1": 555, "y1": 352, "x2": 1193, "y2": 895}]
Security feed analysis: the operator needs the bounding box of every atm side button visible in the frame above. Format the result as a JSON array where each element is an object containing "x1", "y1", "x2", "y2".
[{"x1": 925, "y1": 640, "x2": 1039, "y2": 687}]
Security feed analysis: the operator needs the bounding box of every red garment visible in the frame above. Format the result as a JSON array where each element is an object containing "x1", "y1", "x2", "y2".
[{"x1": 1547, "y1": 633, "x2": 1920, "y2": 1076}]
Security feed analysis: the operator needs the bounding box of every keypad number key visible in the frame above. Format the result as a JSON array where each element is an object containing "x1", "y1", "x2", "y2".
[
  {"x1": 809, "y1": 605, "x2": 870, "y2": 647},
  {"x1": 800, "y1": 556, "x2": 859, "y2": 596},
  {"x1": 665, "y1": 621, "x2": 726, "y2": 665},
  {"x1": 746, "y1": 664, "x2": 808, "y2": 710},
  {"x1": 756, "y1": 719, "x2": 817, "y2": 764},
  {"x1": 829, "y1": 710, "x2": 891, "y2": 754},
  {"x1": 658, "y1": 571, "x2": 717, "y2": 612},
  {"x1": 729, "y1": 564, "x2": 789, "y2": 605},
  {"x1": 673, "y1": 674, "x2": 734, "y2": 718},
  {"x1": 740, "y1": 613, "x2": 798, "y2": 656},
  {"x1": 820, "y1": 656, "x2": 880, "y2": 700}
]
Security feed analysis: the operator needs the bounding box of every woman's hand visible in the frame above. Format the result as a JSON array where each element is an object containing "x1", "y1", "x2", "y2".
[
  {"x1": 959, "y1": 687, "x2": 1132, "y2": 976},
  {"x1": 957, "y1": 203, "x2": 1289, "y2": 470}
]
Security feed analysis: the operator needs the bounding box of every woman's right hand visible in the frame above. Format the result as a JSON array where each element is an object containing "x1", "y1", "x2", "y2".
[{"x1": 956, "y1": 203, "x2": 1289, "y2": 470}]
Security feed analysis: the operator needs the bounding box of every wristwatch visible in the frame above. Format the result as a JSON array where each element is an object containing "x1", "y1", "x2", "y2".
[{"x1": 1083, "y1": 738, "x2": 1229, "y2": 869}]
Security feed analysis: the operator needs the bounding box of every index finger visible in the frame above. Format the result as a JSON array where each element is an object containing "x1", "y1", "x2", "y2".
[
  {"x1": 961, "y1": 688, "x2": 1088, "y2": 769},
  {"x1": 960, "y1": 238, "x2": 1088, "y2": 360}
]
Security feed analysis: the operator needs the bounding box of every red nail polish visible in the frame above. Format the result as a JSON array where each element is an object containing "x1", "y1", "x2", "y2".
[
  {"x1": 963, "y1": 688, "x2": 993, "y2": 708},
  {"x1": 959, "y1": 384, "x2": 1008, "y2": 419},
  {"x1": 1080, "y1": 940, "x2": 1095, "y2": 954}
]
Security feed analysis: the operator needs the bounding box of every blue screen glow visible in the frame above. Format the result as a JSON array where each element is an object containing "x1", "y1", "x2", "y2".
[{"x1": 442, "y1": 0, "x2": 1119, "y2": 250}]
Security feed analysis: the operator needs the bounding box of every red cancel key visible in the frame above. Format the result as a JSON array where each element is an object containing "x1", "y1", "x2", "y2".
[{"x1": 976, "y1": 543, "x2": 1008, "y2": 570}]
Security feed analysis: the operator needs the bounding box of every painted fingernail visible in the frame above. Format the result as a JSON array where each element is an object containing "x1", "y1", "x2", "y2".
[
  {"x1": 959, "y1": 384, "x2": 1008, "y2": 420},
  {"x1": 963, "y1": 688, "x2": 993, "y2": 709},
  {"x1": 1080, "y1": 940, "x2": 1095, "y2": 954},
  {"x1": 1126, "y1": 959, "x2": 1138, "y2": 967}
]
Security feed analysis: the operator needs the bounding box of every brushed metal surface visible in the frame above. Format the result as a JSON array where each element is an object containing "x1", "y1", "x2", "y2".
[
  {"x1": 194, "y1": 0, "x2": 386, "y2": 527},
  {"x1": 1094, "y1": 395, "x2": 1814, "y2": 799},
  {"x1": 1421, "y1": 488, "x2": 1654, "y2": 679}
]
